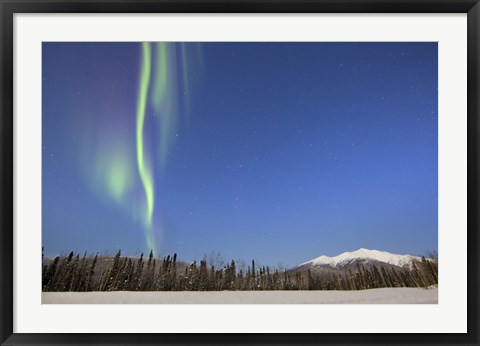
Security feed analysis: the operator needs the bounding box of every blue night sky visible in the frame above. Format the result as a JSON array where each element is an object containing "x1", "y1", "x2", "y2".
[{"x1": 42, "y1": 42, "x2": 437, "y2": 267}]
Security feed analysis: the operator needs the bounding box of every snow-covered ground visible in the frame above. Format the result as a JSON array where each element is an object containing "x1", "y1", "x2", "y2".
[{"x1": 42, "y1": 287, "x2": 437, "y2": 304}]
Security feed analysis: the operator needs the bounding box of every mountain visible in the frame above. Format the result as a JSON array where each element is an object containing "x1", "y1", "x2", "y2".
[{"x1": 291, "y1": 248, "x2": 422, "y2": 275}]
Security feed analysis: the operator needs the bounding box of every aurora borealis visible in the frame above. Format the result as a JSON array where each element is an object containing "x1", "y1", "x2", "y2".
[
  {"x1": 43, "y1": 42, "x2": 438, "y2": 267},
  {"x1": 43, "y1": 42, "x2": 200, "y2": 256},
  {"x1": 136, "y1": 42, "x2": 155, "y2": 252},
  {"x1": 134, "y1": 42, "x2": 201, "y2": 253}
]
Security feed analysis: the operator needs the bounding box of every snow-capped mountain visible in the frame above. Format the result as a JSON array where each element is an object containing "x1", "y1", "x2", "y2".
[{"x1": 296, "y1": 248, "x2": 421, "y2": 270}]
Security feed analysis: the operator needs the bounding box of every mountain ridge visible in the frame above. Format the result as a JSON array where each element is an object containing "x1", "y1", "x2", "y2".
[{"x1": 297, "y1": 248, "x2": 422, "y2": 269}]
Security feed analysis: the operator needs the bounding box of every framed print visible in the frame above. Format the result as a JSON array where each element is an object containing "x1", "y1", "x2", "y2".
[{"x1": 1, "y1": 0, "x2": 479, "y2": 345}]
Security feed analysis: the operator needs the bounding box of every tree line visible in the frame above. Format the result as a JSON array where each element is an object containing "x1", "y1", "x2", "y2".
[{"x1": 42, "y1": 249, "x2": 438, "y2": 292}]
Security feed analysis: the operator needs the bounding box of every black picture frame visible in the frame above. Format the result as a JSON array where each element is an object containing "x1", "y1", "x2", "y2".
[{"x1": 1, "y1": 1, "x2": 479, "y2": 345}]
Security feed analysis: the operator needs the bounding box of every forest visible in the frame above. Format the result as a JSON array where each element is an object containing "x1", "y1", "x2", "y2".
[{"x1": 42, "y1": 248, "x2": 438, "y2": 292}]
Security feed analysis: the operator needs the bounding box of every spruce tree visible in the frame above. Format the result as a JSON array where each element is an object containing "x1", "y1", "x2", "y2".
[
  {"x1": 85, "y1": 254, "x2": 98, "y2": 291},
  {"x1": 42, "y1": 256, "x2": 59, "y2": 291}
]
